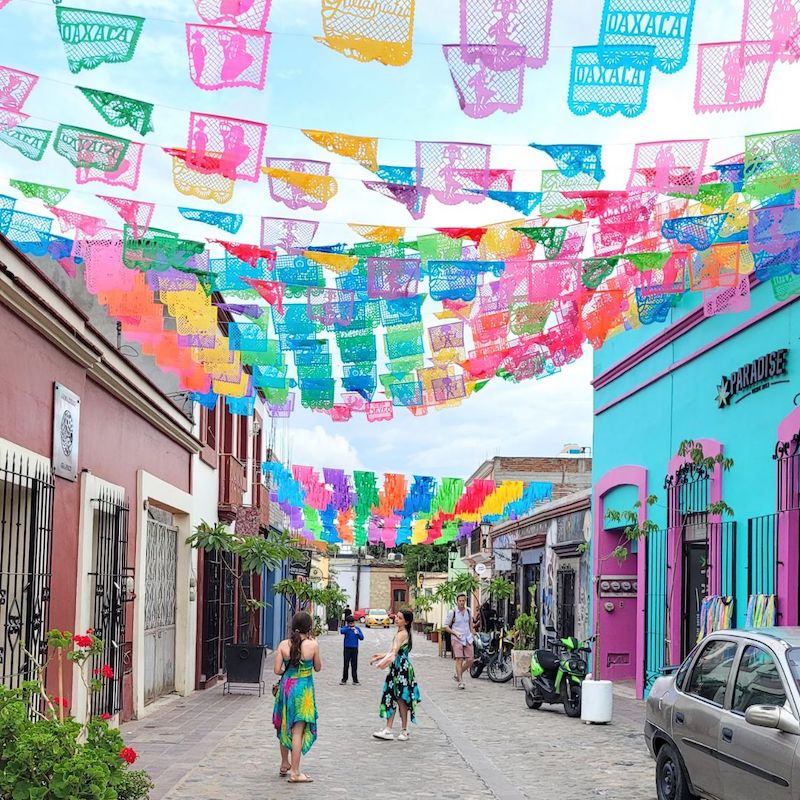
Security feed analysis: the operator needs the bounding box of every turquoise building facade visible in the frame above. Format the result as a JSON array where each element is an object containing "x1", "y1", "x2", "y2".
[{"x1": 592, "y1": 277, "x2": 800, "y2": 698}]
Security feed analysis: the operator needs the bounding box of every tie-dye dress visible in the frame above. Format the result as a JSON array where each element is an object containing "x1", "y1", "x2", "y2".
[
  {"x1": 273, "y1": 658, "x2": 318, "y2": 754},
  {"x1": 379, "y1": 643, "x2": 420, "y2": 723}
]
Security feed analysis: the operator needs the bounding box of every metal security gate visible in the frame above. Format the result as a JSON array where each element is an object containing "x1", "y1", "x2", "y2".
[
  {"x1": 144, "y1": 509, "x2": 177, "y2": 705},
  {"x1": 201, "y1": 550, "x2": 236, "y2": 680},
  {"x1": 644, "y1": 528, "x2": 669, "y2": 694},
  {"x1": 89, "y1": 490, "x2": 131, "y2": 716},
  {"x1": 0, "y1": 453, "x2": 54, "y2": 691},
  {"x1": 556, "y1": 566, "x2": 575, "y2": 638}
]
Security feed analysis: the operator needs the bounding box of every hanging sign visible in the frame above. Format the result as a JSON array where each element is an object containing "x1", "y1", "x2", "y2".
[
  {"x1": 716, "y1": 348, "x2": 788, "y2": 408},
  {"x1": 53, "y1": 382, "x2": 80, "y2": 480},
  {"x1": 289, "y1": 551, "x2": 311, "y2": 578}
]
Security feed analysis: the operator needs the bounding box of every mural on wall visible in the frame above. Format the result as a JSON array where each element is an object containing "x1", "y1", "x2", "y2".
[{"x1": 540, "y1": 508, "x2": 592, "y2": 643}]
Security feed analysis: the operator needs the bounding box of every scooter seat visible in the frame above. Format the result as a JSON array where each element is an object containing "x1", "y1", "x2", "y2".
[{"x1": 535, "y1": 649, "x2": 561, "y2": 673}]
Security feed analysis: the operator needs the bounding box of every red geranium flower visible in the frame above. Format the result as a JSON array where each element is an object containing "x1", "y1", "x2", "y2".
[
  {"x1": 119, "y1": 747, "x2": 137, "y2": 765},
  {"x1": 101, "y1": 664, "x2": 114, "y2": 679},
  {"x1": 99, "y1": 713, "x2": 112, "y2": 721},
  {"x1": 51, "y1": 696, "x2": 69, "y2": 709},
  {"x1": 72, "y1": 635, "x2": 93, "y2": 648}
]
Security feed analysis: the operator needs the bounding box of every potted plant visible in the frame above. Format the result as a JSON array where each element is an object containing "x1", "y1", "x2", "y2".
[
  {"x1": 413, "y1": 594, "x2": 434, "y2": 632},
  {"x1": 510, "y1": 610, "x2": 538, "y2": 679},
  {"x1": 187, "y1": 521, "x2": 299, "y2": 689},
  {"x1": 424, "y1": 622, "x2": 434, "y2": 640},
  {"x1": 318, "y1": 584, "x2": 348, "y2": 631}
]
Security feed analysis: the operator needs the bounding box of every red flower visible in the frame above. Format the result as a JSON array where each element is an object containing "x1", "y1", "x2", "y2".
[
  {"x1": 119, "y1": 747, "x2": 137, "y2": 765},
  {"x1": 72, "y1": 635, "x2": 93, "y2": 648},
  {"x1": 99, "y1": 713, "x2": 112, "y2": 721},
  {"x1": 101, "y1": 664, "x2": 114, "y2": 680},
  {"x1": 86, "y1": 628, "x2": 95, "y2": 634},
  {"x1": 51, "y1": 696, "x2": 69, "y2": 709}
]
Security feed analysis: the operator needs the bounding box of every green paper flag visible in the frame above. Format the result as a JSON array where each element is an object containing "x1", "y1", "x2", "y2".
[
  {"x1": 513, "y1": 225, "x2": 568, "y2": 259},
  {"x1": 56, "y1": 7, "x2": 145, "y2": 74},
  {"x1": 581, "y1": 257, "x2": 620, "y2": 289},
  {"x1": 122, "y1": 225, "x2": 204, "y2": 272},
  {"x1": 53, "y1": 124, "x2": 129, "y2": 171},
  {"x1": 9, "y1": 179, "x2": 69, "y2": 206},
  {"x1": 624, "y1": 252, "x2": 672, "y2": 273},
  {"x1": 0, "y1": 125, "x2": 52, "y2": 161},
  {"x1": 78, "y1": 87, "x2": 154, "y2": 135}
]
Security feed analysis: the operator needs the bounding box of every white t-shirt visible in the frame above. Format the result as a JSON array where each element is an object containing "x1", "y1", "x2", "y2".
[{"x1": 448, "y1": 607, "x2": 473, "y2": 644}]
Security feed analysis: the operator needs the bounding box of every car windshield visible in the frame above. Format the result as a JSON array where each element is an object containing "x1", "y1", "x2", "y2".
[
  {"x1": 371, "y1": 609, "x2": 387, "y2": 615},
  {"x1": 784, "y1": 648, "x2": 800, "y2": 691}
]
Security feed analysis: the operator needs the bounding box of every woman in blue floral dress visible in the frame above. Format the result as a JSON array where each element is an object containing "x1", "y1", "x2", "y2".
[{"x1": 371, "y1": 608, "x2": 420, "y2": 741}]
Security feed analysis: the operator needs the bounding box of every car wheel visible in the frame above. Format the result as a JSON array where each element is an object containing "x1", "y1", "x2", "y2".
[
  {"x1": 656, "y1": 743, "x2": 695, "y2": 800},
  {"x1": 359, "y1": 616, "x2": 366, "y2": 623}
]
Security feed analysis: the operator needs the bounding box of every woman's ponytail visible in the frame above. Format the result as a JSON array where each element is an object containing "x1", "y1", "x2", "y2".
[{"x1": 288, "y1": 611, "x2": 313, "y2": 666}]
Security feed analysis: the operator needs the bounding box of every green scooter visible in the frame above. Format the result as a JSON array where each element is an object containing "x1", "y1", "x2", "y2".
[{"x1": 521, "y1": 632, "x2": 593, "y2": 718}]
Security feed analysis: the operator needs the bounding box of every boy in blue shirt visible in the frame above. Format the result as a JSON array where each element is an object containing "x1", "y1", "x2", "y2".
[{"x1": 340, "y1": 614, "x2": 364, "y2": 685}]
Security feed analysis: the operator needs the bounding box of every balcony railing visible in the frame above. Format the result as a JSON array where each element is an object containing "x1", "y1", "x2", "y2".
[{"x1": 219, "y1": 453, "x2": 246, "y2": 509}]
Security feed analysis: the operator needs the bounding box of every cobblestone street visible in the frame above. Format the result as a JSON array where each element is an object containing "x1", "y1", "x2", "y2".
[{"x1": 124, "y1": 629, "x2": 656, "y2": 800}]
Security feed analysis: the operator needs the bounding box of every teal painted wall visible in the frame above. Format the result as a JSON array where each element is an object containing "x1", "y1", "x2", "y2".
[{"x1": 593, "y1": 280, "x2": 799, "y2": 631}]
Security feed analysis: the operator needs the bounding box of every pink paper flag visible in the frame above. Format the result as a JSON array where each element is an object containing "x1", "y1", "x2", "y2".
[
  {"x1": 416, "y1": 140, "x2": 491, "y2": 205},
  {"x1": 185, "y1": 112, "x2": 266, "y2": 182},
  {"x1": 628, "y1": 139, "x2": 709, "y2": 195},
  {"x1": 76, "y1": 141, "x2": 144, "y2": 190},
  {"x1": 0, "y1": 66, "x2": 38, "y2": 111},
  {"x1": 695, "y1": 41, "x2": 775, "y2": 113},
  {"x1": 193, "y1": 0, "x2": 272, "y2": 30},
  {"x1": 260, "y1": 216, "x2": 319, "y2": 250},
  {"x1": 187, "y1": 24, "x2": 271, "y2": 90}
]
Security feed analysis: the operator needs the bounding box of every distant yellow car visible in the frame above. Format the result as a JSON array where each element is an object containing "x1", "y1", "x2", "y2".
[{"x1": 365, "y1": 609, "x2": 391, "y2": 628}]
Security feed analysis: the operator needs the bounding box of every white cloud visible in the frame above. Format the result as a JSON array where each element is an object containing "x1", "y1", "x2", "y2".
[{"x1": 286, "y1": 424, "x2": 365, "y2": 473}]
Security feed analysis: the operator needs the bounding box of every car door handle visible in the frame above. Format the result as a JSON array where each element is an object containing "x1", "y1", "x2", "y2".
[
  {"x1": 722, "y1": 727, "x2": 733, "y2": 743},
  {"x1": 675, "y1": 712, "x2": 685, "y2": 725}
]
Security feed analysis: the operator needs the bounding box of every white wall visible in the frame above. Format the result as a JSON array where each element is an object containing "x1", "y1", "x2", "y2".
[{"x1": 331, "y1": 559, "x2": 371, "y2": 611}]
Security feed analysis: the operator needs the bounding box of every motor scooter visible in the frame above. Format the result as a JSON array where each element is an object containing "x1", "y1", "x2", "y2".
[{"x1": 521, "y1": 629, "x2": 593, "y2": 717}]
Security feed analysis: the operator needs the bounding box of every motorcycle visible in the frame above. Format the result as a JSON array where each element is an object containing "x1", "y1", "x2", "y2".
[
  {"x1": 469, "y1": 621, "x2": 513, "y2": 683},
  {"x1": 521, "y1": 631, "x2": 593, "y2": 718}
]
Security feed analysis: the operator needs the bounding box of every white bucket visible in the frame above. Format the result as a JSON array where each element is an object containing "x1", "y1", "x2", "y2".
[{"x1": 580, "y1": 679, "x2": 613, "y2": 723}]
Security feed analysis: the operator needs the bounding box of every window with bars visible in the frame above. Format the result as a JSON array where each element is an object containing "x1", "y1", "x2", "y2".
[
  {"x1": 88, "y1": 490, "x2": 131, "y2": 717},
  {"x1": 774, "y1": 433, "x2": 800, "y2": 512},
  {"x1": 0, "y1": 453, "x2": 54, "y2": 692}
]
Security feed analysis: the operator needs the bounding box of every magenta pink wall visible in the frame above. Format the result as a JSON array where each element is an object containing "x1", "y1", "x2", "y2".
[
  {"x1": 593, "y1": 466, "x2": 648, "y2": 693},
  {"x1": 777, "y1": 410, "x2": 800, "y2": 626},
  {"x1": 0, "y1": 306, "x2": 191, "y2": 719}
]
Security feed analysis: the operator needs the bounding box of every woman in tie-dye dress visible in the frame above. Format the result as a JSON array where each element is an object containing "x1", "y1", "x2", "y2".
[{"x1": 273, "y1": 611, "x2": 321, "y2": 783}]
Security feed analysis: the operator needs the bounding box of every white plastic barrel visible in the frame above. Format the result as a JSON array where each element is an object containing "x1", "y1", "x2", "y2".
[{"x1": 580, "y1": 679, "x2": 613, "y2": 723}]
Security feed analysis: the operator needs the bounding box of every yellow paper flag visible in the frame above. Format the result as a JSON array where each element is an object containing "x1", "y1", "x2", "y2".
[
  {"x1": 303, "y1": 250, "x2": 359, "y2": 273},
  {"x1": 348, "y1": 223, "x2": 405, "y2": 244},
  {"x1": 316, "y1": 0, "x2": 415, "y2": 67},
  {"x1": 302, "y1": 129, "x2": 379, "y2": 172},
  {"x1": 262, "y1": 167, "x2": 338, "y2": 205}
]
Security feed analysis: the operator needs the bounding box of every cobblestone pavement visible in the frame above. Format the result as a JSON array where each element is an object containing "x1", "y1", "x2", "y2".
[{"x1": 124, "y1": 629, "x2": 655, "y2": 800}]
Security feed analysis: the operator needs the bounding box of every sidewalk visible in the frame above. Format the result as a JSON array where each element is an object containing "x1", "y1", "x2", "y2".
[{"x1": 124, "y1": 630, "x2": 655, "y2": 800}]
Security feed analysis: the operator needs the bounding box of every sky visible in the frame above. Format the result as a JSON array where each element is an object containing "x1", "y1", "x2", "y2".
[{"x1": 1, "y1": 0, "x2": 798, "y2": 478}]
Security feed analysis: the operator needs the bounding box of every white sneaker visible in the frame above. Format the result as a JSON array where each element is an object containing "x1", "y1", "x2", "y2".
[
  {"x1": 458, "y1": 682, "x2": 465, "y2": 690},
  {"x1": 372, "y1": 728, "x2": 395, "y2": 740},
  {"x1": 397, "y1": 730, "x2": 409, "y2": 741}
]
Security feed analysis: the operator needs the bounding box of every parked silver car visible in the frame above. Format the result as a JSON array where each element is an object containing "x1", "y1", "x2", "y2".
[{"x1": 645, "y1": 628, "x2": 800, "y2": 800}]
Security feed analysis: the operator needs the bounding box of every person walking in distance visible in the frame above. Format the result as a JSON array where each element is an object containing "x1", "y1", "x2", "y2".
[
  {"x1": 445, "y1": 592, "x2": 475, "y2": 689},
  {"x1": 371, "y1": 609, "x2": 420, "y2": 741},
  {"x1": 272, "y1": 611, "x2": 321, "y2": 783},
  {"x1": 340, "y1": 614, "x2": 364, "y2": 685}
]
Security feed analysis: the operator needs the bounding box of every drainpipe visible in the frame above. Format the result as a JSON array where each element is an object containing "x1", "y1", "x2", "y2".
[{"x1": 354, "y1": 549, "x2": 362, "y2": 609}]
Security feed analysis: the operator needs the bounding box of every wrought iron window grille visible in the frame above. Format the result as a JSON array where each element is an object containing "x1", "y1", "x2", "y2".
[{"x1": 0, "y1": 453, "x2": 54, "y2": 696}]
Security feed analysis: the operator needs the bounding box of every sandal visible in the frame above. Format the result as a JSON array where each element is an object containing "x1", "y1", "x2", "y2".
[
  {"x1": 279, "y1": 767, "x2": 291, "y2": 777},
  {"x1": 288, "y1": 774, "x2": 314, "y2": 783}
]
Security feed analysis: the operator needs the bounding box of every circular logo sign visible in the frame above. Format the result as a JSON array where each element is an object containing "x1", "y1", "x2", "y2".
[
  {"x1": 474, "y1": 563, "x2": 487, "y2": 576},
  {"x1": 60, "y1": 410, "x2": 74, "y2": 457}
]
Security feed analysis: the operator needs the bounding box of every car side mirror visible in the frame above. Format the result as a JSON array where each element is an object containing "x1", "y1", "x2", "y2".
[{"x1": 745, "y1": 705, "x2": 800, "y2": 735}]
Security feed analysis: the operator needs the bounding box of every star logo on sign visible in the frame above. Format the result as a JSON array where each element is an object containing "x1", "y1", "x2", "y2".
[{"x1": 716, "y1": 376, "x2": 732, "y2": 408}]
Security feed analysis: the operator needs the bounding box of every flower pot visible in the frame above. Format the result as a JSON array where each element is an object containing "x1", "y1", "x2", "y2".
[
  {"x1": 430, "y1": 630, "x2": 440, "y2": 643},
  {"x1": 327, "y1": 617, "x2": 339, "y2": 632},
  {"x1": 224, "y1": 644, "x2": 266, "y2": 688},
  {"x1": 511, "y1": 650, "x2": 533, "y2": 678}
]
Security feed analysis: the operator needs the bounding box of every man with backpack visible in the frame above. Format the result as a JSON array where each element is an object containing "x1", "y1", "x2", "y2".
[{"x1": 444, "y1": 592, "x2": 475, "y2": 689}]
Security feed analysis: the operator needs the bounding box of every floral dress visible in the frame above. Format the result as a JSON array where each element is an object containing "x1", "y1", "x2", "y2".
[
  {"x1": 379, "y1": 642, "x2": 420, "y2": 723},
  {"x1": 273, "y1": 658, "x2": 318, "y2": 754}
]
